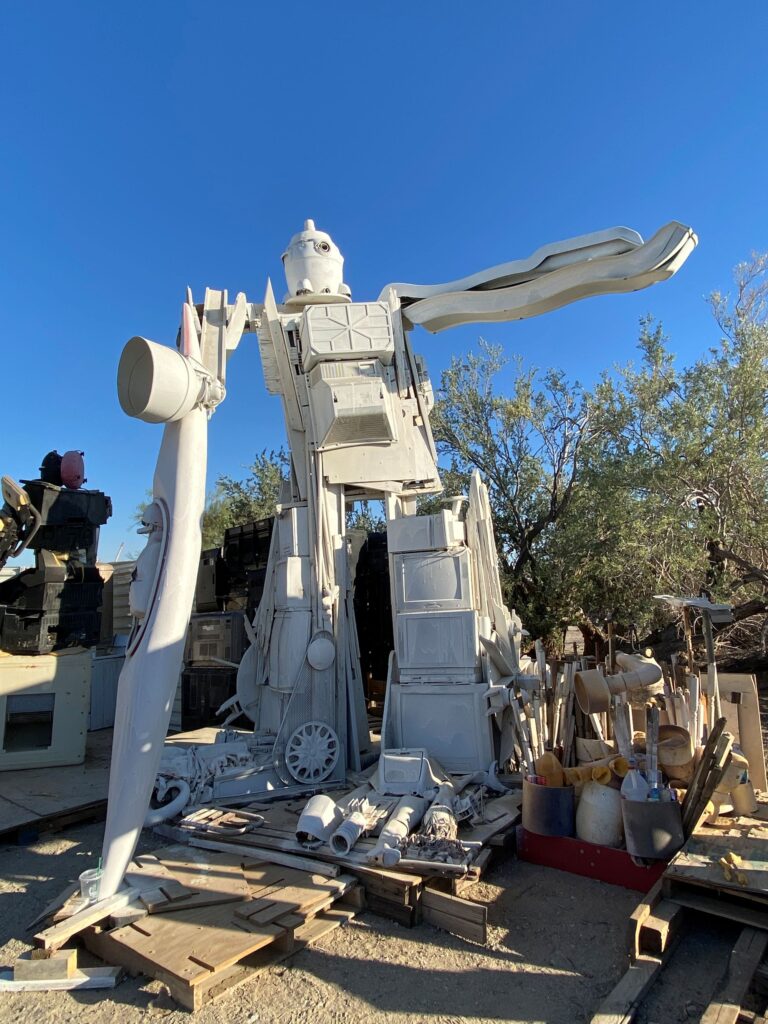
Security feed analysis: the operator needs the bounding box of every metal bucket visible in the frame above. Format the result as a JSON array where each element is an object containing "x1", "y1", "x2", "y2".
[
  {"x1": 621, "y1": 800, "x2": 684, "y2": 860},
  {"x1": 522, "y1": 778, "x2": 575, "y2": 837}
]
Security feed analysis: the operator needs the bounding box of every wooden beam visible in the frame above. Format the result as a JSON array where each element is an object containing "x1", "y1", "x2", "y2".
[
  {"x1": 701, "y1": 927, "x2": 768, "y2": 1024},
  {"x1": 589, "y1": 955, "x2": 662, "y2": 1024},
  {"x1": 187, "y1": 837, "x2": 340, "y2": 878},
  {"x1": 34, "y1": 889, "x2": 139, "y2": 950}
]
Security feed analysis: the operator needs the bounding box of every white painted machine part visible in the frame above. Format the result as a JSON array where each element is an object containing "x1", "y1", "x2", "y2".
[
  {"x1": 367, "y1": 795, "x2": 428, "y2": 867},
  {"x1": 395, "y1": 222, "x2": 696, "y2": 333},
  {"x1": 101, "y1": 217, "x2": 696, "y2": 898},
  {"x1": 330, "y1": 810, "x2": 367, "y2": 854},
  {"x1": 296, "y1": 794, "x2": 344, "y2": 844}
]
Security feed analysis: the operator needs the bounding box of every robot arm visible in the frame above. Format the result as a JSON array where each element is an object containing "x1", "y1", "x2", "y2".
[{"x1": 382, "y1": 221, "x2": 697, "y2": 333}]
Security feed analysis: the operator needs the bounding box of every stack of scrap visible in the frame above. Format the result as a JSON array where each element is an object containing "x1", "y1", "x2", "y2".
[
  {"x1": 152, "y1": 764, "x2": 522, "y2": 935},
  {"x1": 517, "y1": 643, "x2": 766, "y2": 872}
]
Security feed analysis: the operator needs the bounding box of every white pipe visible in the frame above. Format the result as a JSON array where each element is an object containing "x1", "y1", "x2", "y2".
[
  {"x1": 330, "y1": 811, "x2": 367, "y2": 854},
  {"x1": 575, "y1": 655, "x2": 662, "y2": 714}
]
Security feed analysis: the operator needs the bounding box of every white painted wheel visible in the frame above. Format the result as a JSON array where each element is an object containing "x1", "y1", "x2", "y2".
[{"x1": 285, "y1": 721, "x2": 339, "y2": 783}]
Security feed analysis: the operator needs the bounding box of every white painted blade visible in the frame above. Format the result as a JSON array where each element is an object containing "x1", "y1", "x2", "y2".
[{"x1": 397, "y1": 222, "x2": 697, "y2": 333}]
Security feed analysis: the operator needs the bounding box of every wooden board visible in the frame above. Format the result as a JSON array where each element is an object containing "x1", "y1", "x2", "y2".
[
  {"x1": 0, "y1": 966, "x2": 121, "y2": 992},
  {"x1": 665, "y1": 819, "x2": 768, "y2": 905},
  {"x1": 701, "y1": 927, "x2": 768, "y2": 1024},
  {"x1": 104, "y1": 901, "x2": 285, "y2": 979},
  {"x1": 81, "y1": 878, "x2": 360, "y2": 1010},
  {"x1": 589, "y1": 955, "x2": 663, "y2": 1024},
  {"x1": 422, "y1": 887, "x2": 487, "y2": 944}
]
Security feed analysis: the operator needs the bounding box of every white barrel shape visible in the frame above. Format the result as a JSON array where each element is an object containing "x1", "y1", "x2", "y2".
[
  {"x1": 118, "y1": 336, "x2": 204, "y2": 423},
  {"x1": 575, "y1": 781, "x2": 624, "y2": 848}
]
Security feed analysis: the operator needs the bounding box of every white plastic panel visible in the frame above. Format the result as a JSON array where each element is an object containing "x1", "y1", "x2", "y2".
[
  {"x1": 394, "y1": 548, "x2": 473, "y2": 612},
  {"x1": 386, "y1": 511, "x2": 465, "y2": 553},
  {"x1": 300, "y1": 302, "x2": 394, "y2": 372},
  {"x1": 308, "y1": 361, "x2": 397, "y2": 448},
  {"x1": 275, "y1": 557, "x2": 310, "y2": 608},
  {"x1": 387, "y1": 682, "x2": 494, "y2": 773},
  {"x1": 268, "y1": 609, "x2": 311, "y2": 691},
  {"x1": 0, "y1": 650, "x2": 90, "y2": 769},
  {"x1": 277, "y1": 505, "x2": 309, "y2": 558},
  {"x1": 395, "y1": 609, "x2": 479, "y2": 680}
]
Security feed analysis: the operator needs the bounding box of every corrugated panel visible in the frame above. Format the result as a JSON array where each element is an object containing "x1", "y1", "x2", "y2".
[{"x1": 89, "y1": 652, "x2": 124, "y2": 730}]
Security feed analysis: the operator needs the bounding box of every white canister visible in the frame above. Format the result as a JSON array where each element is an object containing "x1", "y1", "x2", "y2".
[{"x1": 575, "y1": 781, "x2": 624, "y2": 847}]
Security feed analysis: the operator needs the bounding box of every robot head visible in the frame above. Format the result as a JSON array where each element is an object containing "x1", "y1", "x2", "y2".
[{"x1": 282, "y1": 220, "x2": 350, "y2": 302}]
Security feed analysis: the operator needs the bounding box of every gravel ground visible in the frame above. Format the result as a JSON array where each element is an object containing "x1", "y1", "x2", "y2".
[
  {"x1": 3, "y1": 673, "x2": 767, "y2": 1023},
  {"x1": 0, "y1": 821, "x2": 645, "y2": 1024}
]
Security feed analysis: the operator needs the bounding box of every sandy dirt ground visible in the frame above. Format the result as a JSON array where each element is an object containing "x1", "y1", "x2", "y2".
[{"x1": 0, "y1": 817, "x2": 748, "y2": 1024}]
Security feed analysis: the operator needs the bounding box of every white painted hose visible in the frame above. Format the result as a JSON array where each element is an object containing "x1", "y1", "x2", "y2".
[
  {"x1": 144, "y1": 780, "x2": 191, "y2": 826},
  {"x1": 330, "y1": 811, "x2": 367, "y2": 854}
]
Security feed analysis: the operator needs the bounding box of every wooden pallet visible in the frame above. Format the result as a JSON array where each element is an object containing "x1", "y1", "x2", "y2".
[
  {"x1": 663, "y1": 817, "x2": 768, "y2": 929},
  {"x1": 35, "y1": 845, "x2": 361, "y2": 1010}
]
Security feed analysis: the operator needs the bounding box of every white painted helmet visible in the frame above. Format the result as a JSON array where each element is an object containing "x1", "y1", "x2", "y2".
[{"x1": 282, "y1": 220, "x2": 350, "y2": 300}]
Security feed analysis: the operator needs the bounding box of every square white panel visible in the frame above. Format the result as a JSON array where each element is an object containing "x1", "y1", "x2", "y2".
[
  {"x1": 387, "y1": 682, "x2": 494, "y2": 773},
  {"x1": 300, "y1": 302, "x2": 394, "y2": 372},
  {"x1": 386, "y1": 511, "x2": 465, "y2": 553},
  {"x1": 395, "y1": 609, "x2": 479, "y2": 680},
  {"x1": 394, "y1": 549, "x2": 473, "y2": 612}
]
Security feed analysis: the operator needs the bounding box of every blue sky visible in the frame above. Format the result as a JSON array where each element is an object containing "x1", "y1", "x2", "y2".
[{"x1": 2, "y1": 3, "x2": 766, "y2": 560}]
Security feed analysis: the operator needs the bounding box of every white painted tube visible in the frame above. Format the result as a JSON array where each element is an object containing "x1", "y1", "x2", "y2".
[
  {"x1": 367, "y1": 795, "x2": 428, "y2": 867},
  {"x1": 612, "y1": 652, "x2": 663, "y2": 691}
]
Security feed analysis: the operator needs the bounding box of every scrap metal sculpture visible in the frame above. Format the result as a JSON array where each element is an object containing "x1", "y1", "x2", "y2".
[{"x1": 100, "y1": 218, "x2": 696, "y2": 897}]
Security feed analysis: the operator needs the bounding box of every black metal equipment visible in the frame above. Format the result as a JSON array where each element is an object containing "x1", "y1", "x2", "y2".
[{"x1": 0, "y1": 451, "x2": 112, "y2": 654}]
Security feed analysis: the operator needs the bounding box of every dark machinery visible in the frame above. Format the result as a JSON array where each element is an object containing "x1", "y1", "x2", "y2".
[{"x1": 0, "y1": 451, "x2": 112, "y2": 654}]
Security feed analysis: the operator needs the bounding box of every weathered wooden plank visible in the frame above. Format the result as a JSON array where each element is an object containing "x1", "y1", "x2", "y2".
[
  {"x1": 701, "y1": 927, "x2": 768, "y2": 1024},
  {"x1": 34, "y1": 889, "x2": 139, "y2": 950},
  {"x1": 589, "y1": 955, "x2": 663, "y2": 1024},
  {"x1": 627, "y1": 879, "x2": 663, "y2": 961},
  {"x1": 0, "y1": 966, "x2": 121, "y2": 992},
  {"x1": 640, "y1": 900, "x2": 684, "y2": 956}
]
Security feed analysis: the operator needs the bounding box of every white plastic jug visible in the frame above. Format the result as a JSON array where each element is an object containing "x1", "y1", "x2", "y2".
[{"x1": 576, "y1": 781, "x2": 624, "y2": 847}]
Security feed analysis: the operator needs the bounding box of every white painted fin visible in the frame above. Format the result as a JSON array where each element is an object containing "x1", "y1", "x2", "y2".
[{"x1": 387, "y1": 222, "x2": 697, "y2": 333}]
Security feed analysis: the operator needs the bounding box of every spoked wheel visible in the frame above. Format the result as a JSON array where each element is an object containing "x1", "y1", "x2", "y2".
[{"x1": 284, "y1": 721, "x2": 339, "y2": 783}]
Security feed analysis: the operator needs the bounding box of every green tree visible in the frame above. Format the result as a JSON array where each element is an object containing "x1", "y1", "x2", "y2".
[
  {"x1": 429, "y1": 339, "x2": 595, "y2": 639},
  {"x1": 201, "y1": 449, "x2": 288, "y2": 547},
  {"x1": 430, "y1": 256, "x2": 768, "y2": 656}
]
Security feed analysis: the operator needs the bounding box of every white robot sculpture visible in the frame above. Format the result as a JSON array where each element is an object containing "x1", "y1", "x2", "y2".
[{"x1": 100, "y1": 218, "x2": 696, "y2": 896}]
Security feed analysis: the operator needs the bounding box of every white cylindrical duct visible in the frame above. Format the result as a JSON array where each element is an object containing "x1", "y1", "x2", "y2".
[
  {"x1": 118, "y1": 336, "x2": 204, "y2": 423},
  {"x1": 296, "y1": 794, "x2": 343, "y2": 844},
  {"x1": 612, "y1": 653, "x2": 663, "y2": 692},
  {"x1": 367, "y1": 795, "x2": 428, "y2": 867},
  {"x1": 330, "y1": 811, "x2": 367, "y2": 854},
  {"x1": 575, "y1": 654, "x2": 663, "y2": 714}
]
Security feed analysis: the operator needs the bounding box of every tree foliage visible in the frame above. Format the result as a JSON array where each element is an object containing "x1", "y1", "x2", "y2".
[
  {"x1": 431, "y1": 255, "x2": 768, "y2": 654},
  {"x1": 200, "y1": 449, "x2": 288, "y2": 548}
]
